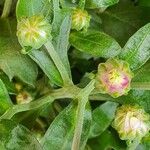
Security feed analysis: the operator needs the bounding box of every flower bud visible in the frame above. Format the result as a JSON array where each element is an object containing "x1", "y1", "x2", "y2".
[
  {"x1": 71, "y1": 8, "x2": 91, "y2": 31},
  {"x1": 17, "y1": 15, "x2": 51, "y2": 49},
  {"x1": 112, "y1": 105, "x2": 150, "y2": 141},
  {"x1": 95, "y1": 58, "x2": 133, "y2": 98},
  {"x1": 16, "y1": 91, "x2": 33, "y2": 104}
]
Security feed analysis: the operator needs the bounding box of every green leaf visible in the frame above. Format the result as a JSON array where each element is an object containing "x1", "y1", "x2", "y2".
[
  {"x1": 85, "y1": 0, "x2": 119, "y2": 9},
  {"x1": 70, "y1": 31, "x2": 121, "y2": 58},
  {"x1": 138, "y1": 0, "x2": 150, "y2": 7},
  {"x1": 41, "y1": 102, "x2": 92, "y2": 150},
  {"x1": 0, "y1": 19, "x2": 38, "y2": 86},
  {"x1": 29, "y1": 48, "x2": 63, "y2": 86},
  {"x1": 0, "y1": 119, "x2": 42, "y2": 149},
  {"x1": 88, "y1": 129, "x2": 126, "y2": 150},
  {"x1": 133, "y1": 60, "x2": 150, "y2": 82},
  {"x1": 89, "y1": 102, "x2": 118, "y2": 138},
  {"x1": 0, "y1": 79, "x2": 12, "y2": 116},
  {"x1": 56, "y1": 14, "x2": 72, "y2": 77},
  {"x1": 0, "y1": 72, "x2": 16, "y2": 94},
  {"x1": 16, "y1": 0, "x2": 52, "y2": 19},
  {"x1": 51, "y1": 1, "x2": 71, "y2": 77},
  {"x1": 117, "y1": 89, "x2": 150, "y2": 113},
  {"x1": 120, "y1": 23, "x2": 150, "y2": 70},
  {"x1": 100, "y1": 0, "x2": 150, "y2": 46}
]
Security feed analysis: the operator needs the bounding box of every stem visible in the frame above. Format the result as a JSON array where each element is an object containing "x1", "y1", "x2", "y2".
[
  {"x1": 44, "y1": 41, "x2": 73, "y2": 86},
  {"x1": 71, "y1": 80, "x2": 95, "y2": 150},
  {"x1": 1, "y1": 0, "x2": 12, "y2": 18},
  {"x1": 131, "y1": 82, "x2": 150, "y2": 90},
  {"x1": 0, "y1": 87, "x2": 80, "y2": 120},
  {"x1": 78, "y1": 0, "x2": 86, "y2": 10}
]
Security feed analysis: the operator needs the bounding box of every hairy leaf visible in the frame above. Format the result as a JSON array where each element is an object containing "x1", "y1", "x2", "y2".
[
  {"x1": 89, "y1": 102, "x2": 118, "y2": 138},
  {"x1": 0, "y1": 19, "x2": 38, "y2": 85},
  {"x1": 29, "y1": 48, "x2": 63, "y2": 86},
  {"x1": 41, "y1": 102, "x2": 92, "y2": 150},
  {"x1": 120, "y1": 23, "x2": 150, "y2": 70},
  {"x1": 100, "y1": 0, "x2": 150, "y2": 46},
  {"x1": 16, "y1": 0, "x2": 52, "y2": 19},
  {"x1": 52, "y1": 1, "x2": 71, "y2": 77},
  {"x1": 0, "y1": 80, "x2": 12, "y2": 116},
  {"x1": 56, "y1": 15, "x2": 72, "y2": 77},
  {"x1": 133, "y1": 60, "x2": 150, "y2": 82},
  {"x1": 88, "y1": 130, "x2": 126, "y2": 150},
  {"x1": 70, "y1": 31, "x2": 121, "y2": 58},
  {"x1": 138, "y1": 0, "x2": 150, "y2": 7},
  {"x1": 117, "y1": 90, "x2": 150, "y2": 113},
  {"x1": 0, "y1": 119, "x2": 42, "y2": 149},
  {"x1": 85, "y1": 0, "x2": 119, "y2": 9}
]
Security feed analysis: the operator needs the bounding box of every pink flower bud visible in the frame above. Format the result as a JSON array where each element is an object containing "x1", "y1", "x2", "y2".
[{"x1": 95, "y1": 58, "x2": 133, "y2": 98}]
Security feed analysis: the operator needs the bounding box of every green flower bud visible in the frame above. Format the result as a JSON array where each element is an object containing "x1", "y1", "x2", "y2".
[
  {"x1": 17, "y1": 15, "x2": 51, "y2": 49},
  {"x1": 112, "y1": 105, "x2": 150, "y2": 141},
  {"x1": 71, "y1": 8, "x2": 91, "y2": 31},
  {"x1": 95, "y1": 58, "x2": 133, "y2": 98}
]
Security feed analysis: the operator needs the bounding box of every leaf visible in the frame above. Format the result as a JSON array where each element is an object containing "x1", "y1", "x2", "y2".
[
  {"x1": 70, "y1": 31, "x2": 121, "y2": 58},
  {"x1": 0, "y1": 119, "x2": 42, "y2": 149},
  {"x1": 0, "y1": 79, "x2": 12, "y2": 116},
  {"x1": 119, "y1": 23, "x2": 150, "y2": 70},
  {"x1": 0, "y1": 72, "x2": 16, "y2": 94},
  {"x1": 51, "y1": 1, "x2": 71, "y2": 76},
  {"x1": 133, "y1": 60, "x2": 150, "y2": 82},
  {"x1": 29, "y1": 48, "x2": 63, "y2": 86},
  {"x1": 41, "y1": 102, "x2": 92, "y2": 150},
  {"x1": 0, "y1": 19, "x2": 38, "y2": 86},
  {"x1": 138, "y1": 0, "x2": 150, "y2": 7},
  {"x1": 100, "y1": 0, "x2": 150, "y2": 46},
  {"x1": 16, "y1": 0, "x2": 52, "y2": 19},
  {"x1": 89, "y1": 102, "x2": 118, "y2": 138},
  {"x1": 88, "y1": 129, "x2": 126, "y2": 150},
  {"x1": 85, "y1": 0, "x2": 119, "y2": 9},
  {"x1": 56, "y1": 14, "x2": 72, "y2": 77},
  {"x1": 117, "y1": 89, "x2": 150, "y2": 113}
]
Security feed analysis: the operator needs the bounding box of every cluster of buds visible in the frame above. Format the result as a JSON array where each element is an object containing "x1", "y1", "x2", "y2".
[
  {"x1": 71, "y1": 8, "x2": 91, "y2": 31},
  {"x1": 17, "y1": 15, "x2": 51, "y2": 49},
  {"x1": 112, "y1": 105, "x2": 150, "y2": 141},
  {"x1": 95, "y1": 58, "x2": 133, "y2": 98}
]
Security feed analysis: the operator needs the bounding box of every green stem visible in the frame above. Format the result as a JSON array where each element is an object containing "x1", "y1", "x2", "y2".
[
  {"x1": 1, "y1": 0, "x2": 12, "y2": 18},
  {"x1": 71, "y1": 80, "x2": 95, "y2": 150},
  {"x1": 78, "y1": 0, "x2": 86, "y2": 10},
  {"x1": 131, "y1": 82, "x2": 150, "y2": 90},
  {"x1": 0, "y1": 95, "x2": 54, "y2": 120},
  {"x1": 44, "y1": 41, "x2": 73, "y2": 86},
  {"x1": 0, "y1": 87, "x2": 80, "y2": 120}
]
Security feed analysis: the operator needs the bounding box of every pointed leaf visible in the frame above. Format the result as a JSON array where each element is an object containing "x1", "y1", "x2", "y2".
[
  {"x1": 0, "y1": 119, "x2": 42, "y2": 149},
  {"x1": 41, "y1": 102, "x2": 92, "y2": 150},
  {"x1": 120, "y1": 23, "x2": 150, "y2": 70},
  {"x1": 70, "y1": 31, "x2": 121, "y2": 58}
]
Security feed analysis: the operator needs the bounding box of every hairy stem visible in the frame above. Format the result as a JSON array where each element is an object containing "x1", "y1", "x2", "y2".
[
  {"x1": 131, "y1": 82, "x2": 150, "y2": 90},
  {"x1": 44, "y1": 41, "x2": 73, "y2": 86},
  {"x1": 0, "y1": 86, "x2": 79, "y2": 120},
  {"x1": 1, "y1": 0, "x2": 12, "y2": 18},
  {"x1": 71, "y1": 80, "x2": 95, "y2": 150}
]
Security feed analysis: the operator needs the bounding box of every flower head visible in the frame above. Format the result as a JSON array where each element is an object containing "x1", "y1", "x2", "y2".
[
  {"x1": 95, "y1": 58, "x2": 133, "y2": 98},
  {"x1": 71, "y1": 8, "x2": 91, "y2": 31},
  {"x1": 17, "y1": 15, "x2": 51, "y2": 49},
  {"x1": 112, "y1": 105, "x2": 150, "y2": 141}
]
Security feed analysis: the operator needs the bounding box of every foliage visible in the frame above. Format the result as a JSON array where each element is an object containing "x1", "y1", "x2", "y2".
[{"x1": 0, "y1": 0, "x2": 150, "y2": 150}]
